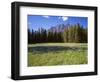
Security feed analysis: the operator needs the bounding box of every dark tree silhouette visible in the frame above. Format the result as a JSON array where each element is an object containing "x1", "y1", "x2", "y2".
[{"x1": 28, "y1": 23, "x2": 87, "y2": 44}]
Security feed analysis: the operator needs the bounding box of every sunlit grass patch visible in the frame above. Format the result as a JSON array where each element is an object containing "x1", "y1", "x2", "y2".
[{"x1": 28, "y1": 43, "x2": 87, "y2": 66}]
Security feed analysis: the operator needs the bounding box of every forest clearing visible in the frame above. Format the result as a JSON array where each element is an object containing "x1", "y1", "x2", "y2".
[
  {"x1": 28, "y1": 43, "x2": 87, "y2": 66},
  {"x1": 28, "y1": 15, "x2": 88, "y2": 66}
]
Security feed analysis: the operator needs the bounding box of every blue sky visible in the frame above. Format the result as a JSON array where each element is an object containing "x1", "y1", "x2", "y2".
[{"x1": 28, "y1": 15, "x2": 88, "y2": 31}]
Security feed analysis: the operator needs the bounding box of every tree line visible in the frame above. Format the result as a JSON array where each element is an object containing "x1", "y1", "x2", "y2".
[{"x1": 28, "y1": 23, "x2": 87, "y2": 44}]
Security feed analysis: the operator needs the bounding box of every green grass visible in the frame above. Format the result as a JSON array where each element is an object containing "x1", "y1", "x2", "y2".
[{"x1": 28, "y1": 43, "x2": 88, "y2": 66}]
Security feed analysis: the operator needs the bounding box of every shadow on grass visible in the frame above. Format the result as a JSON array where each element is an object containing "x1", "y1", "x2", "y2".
[{"x1": 28, "y1": 46, "x2": 87, "y2": 54}]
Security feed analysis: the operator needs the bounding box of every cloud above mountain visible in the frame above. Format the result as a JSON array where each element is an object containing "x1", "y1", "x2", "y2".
[
  {"x1": 42, "y1": 16, "x2": 50, "y2": 18},
  {"x1": 59, "y1": 16, "x2": 68, "y2": 21}
]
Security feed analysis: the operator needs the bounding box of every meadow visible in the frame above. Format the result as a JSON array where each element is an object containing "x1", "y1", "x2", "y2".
[{"x1": 28, "y1": 43, "x2": 87, "y2": 66}]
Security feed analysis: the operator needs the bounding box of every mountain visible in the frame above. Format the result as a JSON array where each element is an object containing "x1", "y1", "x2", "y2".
[{"x1": 48, "y1": 24, "x2": 70, "y2": 33}]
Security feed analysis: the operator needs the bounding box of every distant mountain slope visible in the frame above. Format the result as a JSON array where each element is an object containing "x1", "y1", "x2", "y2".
[{"x1": 48, "y1": 24, "x2": 70, "y2": 32}]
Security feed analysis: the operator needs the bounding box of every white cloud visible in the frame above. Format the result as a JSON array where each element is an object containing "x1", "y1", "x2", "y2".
[
  {"x1": 42, "y1": 16, "x2": 50, "y2": 18},
  {"x1": 62, "y1": 16, "x2": 68, "y2": 21},
  {"x1": 58, "y1": 16, "x2": 68, "y2": 21}
]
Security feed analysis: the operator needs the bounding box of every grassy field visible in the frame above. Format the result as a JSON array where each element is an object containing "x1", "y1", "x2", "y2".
[{"x1": 28, "y1": 43, "x2": 88, "y2": 66}]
